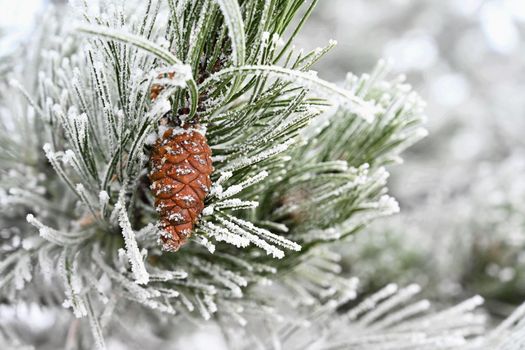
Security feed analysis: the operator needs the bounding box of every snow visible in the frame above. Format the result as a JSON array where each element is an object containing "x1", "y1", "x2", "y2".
[
  {"x1": 202, "y1": 205, "x2": 215, "y2": 216},
  {"x1": 99, "y1": 191, "x2": 110, "y2": 206},
  {"x1": 151, "y1": 63, "x2": 193, "y2": 88}
]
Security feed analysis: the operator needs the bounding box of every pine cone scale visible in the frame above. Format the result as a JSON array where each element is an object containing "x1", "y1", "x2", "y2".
[{"x1": 149, "y1": 128, "x2": 213, "y2": 251}]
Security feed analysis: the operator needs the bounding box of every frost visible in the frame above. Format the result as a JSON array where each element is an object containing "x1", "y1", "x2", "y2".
[
  {"x1": 358, "y1": 284, "x2": 421, "y2": 326},
  {"x1": 27, "y1": 214, "x2": 91, "y2": 246},
  {"x1": 219, "y1": 170, "x2": 268, "y2": 198},
  {"x1": 38, "y1": 245, "x2": 55, "y2": 283},
  {"x1": 85, "y1": 296, "x2": 106, "y2": 350},
  {"x1": 271, "y1": 33, "x2": 284, "y2": 47},
  {"x1": 227, "y1": 215, "x2": 301, "y2": 252},
  {"x1": 149, "y1": 269, "x2": 188, "y2": 282},
  {"x1": 59, "y1": 250, "x2": 87, "y2": 318},
  {"x1": 0, "y1": 1, "x2": 450, "y2": 343},
  {"x1": 202, "y1": 205, "x2": 215, "y2": 216},
  {"x1": 99, "y1": 191, "x2": 110, "y2": 206},
  {"x1": 213, "y1": 0, "x2": 246, "y2": 66},
  {"x1": 93, "y1": 250, "x2": 157, "y2": 303},
  {"x1": 76, "y1": 183, "x2": 99, "y2": 221},
  {"x1": 217, "y1": 171, "x2": 233, "y2": 185},
  {"x1": 215, "y1": 198, "x2": 259, "y2": 210},
  {"x1": 216, "y1": 216, "x2": 285, "y2": 258},
  {"x1": 346, "y1": 284, "x2": 399, "y2": 321},
  {"x1": 195, "y1": 295, "x2": 212, "y2": 320},
  {"x1": 218, "y1": 184, "x2": 242, "y2": 199},
  {"x1": 189, "y1": 257, "x2": 246, "y2": 297},
  {"x1": 193, "y1": 235, "x2": 216, "y2": 253},
  {"x1": 151, "y1": 63, "x2": 193, "y2": 88},
  {"x1": 206, "y1": 65, "x2": 382, "y2": 122},
  {"x1": 13, "y1": 255, "x2": 32, "y2": 290},
  {"x1": 202, "y1": 221, "x2": 250, "y2": 248},
  {"x1": 63, "y1": 150, "x2": 76, "y2": 165},
  {"x1": 203, "y1": 294, "x2": 218, "y2": 314},
  {"x1": 144, "y1": 132, "x2": 158, "y2": 145},
  {"x1": 114, "y1": 194, "x2": 150, "y2": 285},
  {"x1": 223, "y1": 140, "x2": 292, "y2": 172},
  {"x1": 378, "y1": 195, "x2": 400, "y2": 215}
]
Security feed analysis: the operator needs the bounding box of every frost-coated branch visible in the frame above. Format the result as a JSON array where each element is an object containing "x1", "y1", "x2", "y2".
[{"x1": 5, "y1": 1, "x2": 512, "y2": 350}]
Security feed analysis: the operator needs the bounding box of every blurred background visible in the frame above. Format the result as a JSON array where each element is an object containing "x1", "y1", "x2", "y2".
[
  {"x1": 297, "y1": 0, "x2": 525, "y2": 318},
  {"x1": 1, "y1": 0, "x2": 525, "y2": 344}
]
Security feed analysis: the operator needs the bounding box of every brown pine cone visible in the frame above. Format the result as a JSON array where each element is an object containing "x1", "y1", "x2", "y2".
[
  {"x1": 149, "y1": 128, "x2": 213, "y2": 251},
  {"x1": 150, "y1": 72, "x2": 177, "y2": 101}
]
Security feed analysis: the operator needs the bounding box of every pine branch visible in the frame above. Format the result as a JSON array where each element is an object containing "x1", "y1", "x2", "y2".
[{"x1": 0, "y1": 1, "x2": 433, "y2": 348}]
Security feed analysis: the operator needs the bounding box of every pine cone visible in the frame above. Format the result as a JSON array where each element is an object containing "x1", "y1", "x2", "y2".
[
  {"x1": 150, "y1": 72, "x2": 176, "y2": 101},
  {"x1": 149, "y1": 128, "x2": 213, "y2": 251}
]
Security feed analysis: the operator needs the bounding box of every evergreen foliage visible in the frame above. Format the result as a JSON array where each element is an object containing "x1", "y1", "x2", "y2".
[{"x1": 1, "y1": 1, "x2": 524, "y2": 349}]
